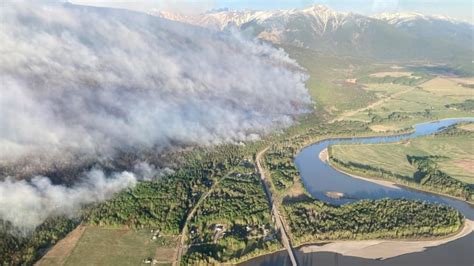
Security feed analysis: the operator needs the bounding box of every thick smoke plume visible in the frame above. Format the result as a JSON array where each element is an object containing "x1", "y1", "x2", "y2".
[
  {"x1": 0, "y1": 169, "x2": 136, "y2": 231},
  {"x1": 0, "y1": 2, "x2": 311, "y2": 230}
]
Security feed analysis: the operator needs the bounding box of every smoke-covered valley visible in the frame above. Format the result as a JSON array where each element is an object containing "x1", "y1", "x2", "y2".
[{"x1": 0, "y1": 2, "x2": 311, "y2": 230}]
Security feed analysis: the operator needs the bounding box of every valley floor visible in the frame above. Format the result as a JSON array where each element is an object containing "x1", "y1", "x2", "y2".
[{"x1": 9, "y1": 60, "x2": 474, "y2": 265}]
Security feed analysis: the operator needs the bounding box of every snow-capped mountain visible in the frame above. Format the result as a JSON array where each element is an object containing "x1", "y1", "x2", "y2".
[
  {"x1": 374, "y1": 12, "x2": 469, "y2": 26},
  {"x1": 150, "y1": 5, "x2": 356, "y2": 34},
  {"x1": 150, "y1": 5, "x2": 473, "y2": 61}
]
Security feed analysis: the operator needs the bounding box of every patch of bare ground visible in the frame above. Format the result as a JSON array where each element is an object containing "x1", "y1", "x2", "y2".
[
  {"x1": 285, "y1": 177, "x2": 307, "y2": 199},
  {"x1": 319, "y1": 148, "x2": 329, "y2": 162},
  {"x1": 369, "y1": 71, "x2": 413, "y2": 78},
  {"x1": 154, "y1": 246, "x2": 176, "y2": 265},
  {"x1": 446, "y1": 77, "x2": 474, "y2": 85},
  {"x1": 458, "y1": 123, "x2": 474, "y2": 132},
  {"x1": 369, "y1": 125, "x2": 399, "y2": 132},
  {"x1": 453, "y1": 159, "x2": 474, "y2": 175},
  {"x1": 35, "y1": 225, "x2": 86, "y2": 266}
]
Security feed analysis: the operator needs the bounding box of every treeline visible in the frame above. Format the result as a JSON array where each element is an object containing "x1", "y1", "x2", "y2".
[
  {"x1": 436, "y1": 122, "x2": 474, "y2": 136},
  {"x1": 0, "y1": 218, "x2": 80, "y2": 265},
  {"x1": 445, "y1": 99, "x2": 474, "y2": 112},
  {"x1": 0, "y1": 143, "x2": 257, "y2": 265},
  {"x1": 284, "y1": 198, "x2": 463, "y2": 246},
  {"x1": 86, "y1": 145, "x2": 253, "y2": 234},
  {"x1": 357, "y1": 73, "x2": 430, "y2": 86},
  {"x1": 408, "y1": 156, "x2": 472, "y2": 201},
  {"x1": 370, "y1": 110, "x2": 433, "y2": 124}
]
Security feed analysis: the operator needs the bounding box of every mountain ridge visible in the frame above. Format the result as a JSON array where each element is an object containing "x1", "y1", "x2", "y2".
[{"x1": 149, "y1": 4, "x2": 473, "y2": 62}]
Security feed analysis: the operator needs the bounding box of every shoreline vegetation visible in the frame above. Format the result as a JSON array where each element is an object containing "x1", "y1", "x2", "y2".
[
  {"x1": 329, "y1": 153, "x2": 474, "y2": 206},
  {"x1": 297, "y1": 220, "x2": 473, "y2": 260},
  {"x1": 327, "y1": 124, "x2": 474, "y2": 202},
  {"x1": 255, "y1": 118, "x2": 470, "y2": 264},
  {"x1": 283, "y1": 198, "x2": 464, "y2": 246},
  {"x1": 328, "y1": 157, "x2": 474, "y2": 206}
]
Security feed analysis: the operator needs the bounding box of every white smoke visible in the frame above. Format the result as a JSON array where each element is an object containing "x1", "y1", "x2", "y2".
[
  {"x1": 0, "y1": 169, "x2": 137, "y2": 231},
  {"x1": 133, "y1": 161, "x2": 174, "y2": 181},
  {"x1": 0, "y1": 2, "x2": 311, "y2": 164},
  {"x1": 0, "y1": 2, "x2": 312, "y2": 230}
]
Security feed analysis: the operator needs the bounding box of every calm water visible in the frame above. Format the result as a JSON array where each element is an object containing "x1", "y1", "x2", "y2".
[{"x1": 242, "y1": 118, "x2": 474, "y2": 266}]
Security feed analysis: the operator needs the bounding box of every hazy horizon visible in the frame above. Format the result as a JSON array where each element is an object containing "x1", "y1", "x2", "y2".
[{"x1": 71, "y1": 0, "x2": 474, "y2": 23}]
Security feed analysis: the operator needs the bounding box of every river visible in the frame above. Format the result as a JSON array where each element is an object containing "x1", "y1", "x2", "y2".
[{"x1": 241, "y1": 118, "x2": 474, "y2": 266}]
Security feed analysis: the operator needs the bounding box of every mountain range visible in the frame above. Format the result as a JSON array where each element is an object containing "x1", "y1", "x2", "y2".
[{"x1": 150, "y1": 5, "x2": 473, "y2": 62}]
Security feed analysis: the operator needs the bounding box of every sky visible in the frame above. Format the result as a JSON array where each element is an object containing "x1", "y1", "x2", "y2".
[{"x1": 71, "y1": 0, "x2": 474, "y2": 22}]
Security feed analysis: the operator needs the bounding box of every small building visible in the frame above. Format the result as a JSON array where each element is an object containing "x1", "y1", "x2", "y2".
[{"x1": 214, "y1": 224, "x2": 225, "y2": 232}]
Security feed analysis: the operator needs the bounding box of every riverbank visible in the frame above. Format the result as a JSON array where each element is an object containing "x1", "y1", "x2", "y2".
[
  {"x1": 245, "y1": 118, "x2": 473, "y2": 264},
  {"x1": 289, "y1": 118, "x2": 474, "y2": 261},
  {"x1": 327, "y1": 155, "x2": 474, "y2": 205},
  {"x1": 320, "y1": 148, "x2": 402, "y2": 190},
  {"x1": 298, "y1": 220, "x2": 473, "y2": 260}
]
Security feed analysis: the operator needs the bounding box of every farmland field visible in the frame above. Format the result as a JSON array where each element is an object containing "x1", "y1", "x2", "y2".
[
  {"x1": 64, "y1": 227, "x2": 177, "y2": 266},
  {"x1": 330, "y1": 124, "x2": 474, "y2": 186},
  {"x1": 341, "y1": 76, "x2": 473, "y2": 129}
]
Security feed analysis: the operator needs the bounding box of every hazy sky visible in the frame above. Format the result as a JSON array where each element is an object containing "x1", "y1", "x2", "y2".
[{"x1": 72, "y1": 0, "x2": 473, "y2": 22}]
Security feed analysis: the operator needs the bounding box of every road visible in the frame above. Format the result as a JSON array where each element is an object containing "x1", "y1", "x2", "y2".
[
  {"x1": 256, "y1": 147, "x2": 298, "y2": 266},
  {"x1": 330, "y1": 86, "x2": 415, "y2": 123},
  {"x1": 173, "y1": 171, "x2": 233, "y2": 266},
  {"x1": 174, "y1": 147, "x2": 299, "y2": 266}
]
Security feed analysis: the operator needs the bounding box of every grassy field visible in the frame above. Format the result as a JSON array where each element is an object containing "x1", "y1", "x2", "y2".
[
  {"x1": 341, "y1": 74, "x2": 473, "y2": 129},
  {"x1": 64, "y1": 227, "x2": 176, "y2": 265},
  {"x1": 330, "y1": 133, "x2": 474, "y2": 185},
  {"x1": 369, "y1": 71, "x2": 414, "y2": 77},
  {"x1": 284, "y1": 46, "x2": 379, "y2": 116}
]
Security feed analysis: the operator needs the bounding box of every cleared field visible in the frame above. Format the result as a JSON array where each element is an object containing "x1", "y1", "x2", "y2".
[
  {"x1": 459, "y1": 123, "x2": 474, "y2": 131},
  {"x1": 343, "y1": 77, "x2": 473, "y2": 129},
  {"x1": 421, "y1": 77, "x2": 473, "y2": 98},
  {"x1": 64, "y1": 227, "x2": 176, "y2": 266},
  {"x1": 369, "y1": 71, "x2": 414, "y2": 78},
  {"x1": 330, "y1": 134, "x2": 474, "y2": 185},
  {"x1": 448, "y1": 77, "x2": 474, "y2": 85},
  {"x1": 36, "y1": 226, "x2": 86, "y2": 266},
  {"x1": 369, "y1": 125, "x2": 400, "y2": 132}
]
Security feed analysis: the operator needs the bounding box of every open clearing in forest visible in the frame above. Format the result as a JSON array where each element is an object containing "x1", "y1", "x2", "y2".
[{"x1": 63, "y1": 227, "x2": 176, "y2": 266}]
